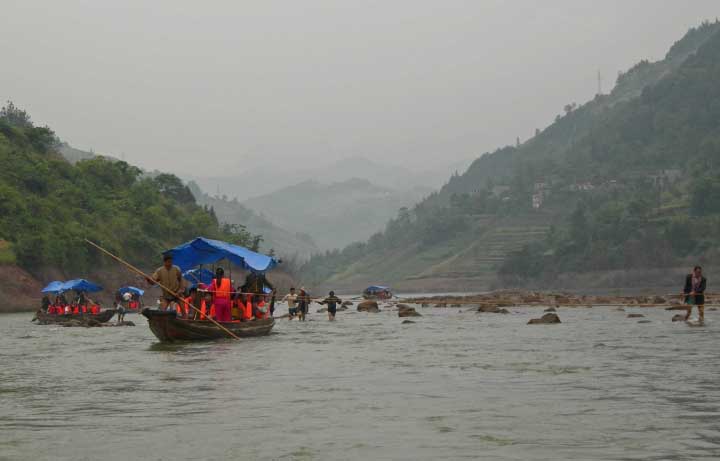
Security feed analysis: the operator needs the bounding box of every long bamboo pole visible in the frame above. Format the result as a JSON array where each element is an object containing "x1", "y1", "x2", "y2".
[{"x1": 84, "y1": 239, "x2": 240, "y2": 340}]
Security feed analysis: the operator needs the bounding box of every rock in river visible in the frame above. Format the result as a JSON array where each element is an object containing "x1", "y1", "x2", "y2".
[
  {"x1": 527, "y1": 313, "x2": 561, "y2": 325},
  {"x1": 397, "y1": 304, "x2": 422, "y2": 317},
  {"x1": 477, "y1": 304, "x2": 509, "y2": 314},
  {"x1": 357, "y1": 301, "x2": 380, "y2": 313},
  {"x1": 627, "y1": 313, "x2": 645, "y2": 318},
  {"x1": 544, "y1": 307, "x2": 557, "y2": 312},
  {"x1": 671, "y1": 314, "x2": 686, "y2": 322}
]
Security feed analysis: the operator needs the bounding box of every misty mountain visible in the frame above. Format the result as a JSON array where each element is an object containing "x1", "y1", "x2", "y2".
[
  {"x1": 302, "y1": 21, "x2": 720, "y2": 293},
  {"x1": 242, "y1": 178, "x2": 432, "y2": 250},
  {"x1": 187, "y1": 182, "x2": 319, "y2": 260},
  {"x1": 189, "y1": 155, "x2": 458, "y2": 201}
]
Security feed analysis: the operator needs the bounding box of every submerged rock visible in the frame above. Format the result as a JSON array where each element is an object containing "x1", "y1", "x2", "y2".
[
  {"x1": 627, "y1": 313, "x2": 645, "y2": 318},
  {"x1": 527, "y1": 313, "x2": 561, "y2": 325},
  {"x1": 544, "y1": 307, "x2": 557, "y2": 313},
  {"x1": 637, "y1": 320, "x2": 652, "y2": 324},
  {"x1": 341, "y1": 301, "x2": 354, "y2": 307},
  {"x1": 113, "y1": 320, "x2": 136, "y2": 327},
  {"x1": 401, "y1": 320, "x2": 416, "y2": 324},
  {"x1": 316, "y1": 307, "x2": 327, "y2": 313},
  {"x1": 421, "y1": 303, "x2": 430, "y2": 308},
  {"x1": 477, "y1": 304, "x2": 509, "y2": 314},
  {"x1": 398, "y1": 305, "x2": 422, "y2": 317},
  {"x1": 357, "y1": 301, "x2": 380, "y2": 313},
  {"x1": 652, "y1": 296, "x2": 667, "y2": 304},
  {"x1": 671, "y1": 314, "x2": 686, "y2": 322}
]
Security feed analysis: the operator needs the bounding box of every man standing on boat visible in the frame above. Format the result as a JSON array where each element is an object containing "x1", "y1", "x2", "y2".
[
  {"x1": 148, "y1": 255, "x2": 183, "y2": 312},
  {"x1": 683, "y1": 266, "x2": 707, "y2": 323}
]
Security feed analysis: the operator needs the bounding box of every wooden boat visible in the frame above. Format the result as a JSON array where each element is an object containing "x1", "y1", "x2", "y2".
[
  {"x1": 34, "y1": 309, "x2": 117, "y2": 325},
  {"x1": 142, "y1": 308, "x2": 275, "y2": 342}
]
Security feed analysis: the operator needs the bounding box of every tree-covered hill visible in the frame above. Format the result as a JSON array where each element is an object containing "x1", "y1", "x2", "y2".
[
  {"x1": 301, "y1": 21, "x2": 720, "y2": 293},
  {"x1": 0, "y1": 102, "x2": 260, "y2": 278}
]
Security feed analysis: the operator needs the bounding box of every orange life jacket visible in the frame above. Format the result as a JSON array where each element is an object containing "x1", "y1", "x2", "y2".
[
  {"x1": 243, "y1": 299, "x2": 253, "y2": 320},
  {"x1": 72, "y1": 306, "x2": 80, "y2": 315},
  {"x1": 200, "y1": 299, "x2": 207, "y2": 320},
  {"x1": 183, "y1": 297, "x2": 193, "y2": 317},
  {"x1": 91, "y1": 305, "x2": 99, "y2": 314},
  {"x1": 81, "y1": 305, "x2": 87, "y2": 314},
  {"x1": 212, "y1": 278, "x2": 232, "y2": 300}
]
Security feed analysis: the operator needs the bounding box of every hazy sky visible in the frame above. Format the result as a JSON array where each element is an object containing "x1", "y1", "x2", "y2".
[{"x1": 1, "y1": 1, "x2": 718, "y2": 177}]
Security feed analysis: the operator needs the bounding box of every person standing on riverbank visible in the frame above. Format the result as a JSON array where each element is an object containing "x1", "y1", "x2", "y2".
[
  {"x1": 318, "y1": 291, "x2": 342, "y2": 321},
  {"x1": 683, "y1": 266, "x2": 707, "y2": 322},
  {"x1": 148, "y1": 255, "x2": 183, "y2": 311}
]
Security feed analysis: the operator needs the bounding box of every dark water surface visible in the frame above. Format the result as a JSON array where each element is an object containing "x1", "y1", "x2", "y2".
[{"x1": 1, "y1": 305, "x2": 719, "y2": 460}]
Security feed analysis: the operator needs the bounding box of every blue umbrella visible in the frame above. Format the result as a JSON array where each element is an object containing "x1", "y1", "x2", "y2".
[
  {"x1": 61, "y1": 279, "x2": 103, "y2": 292},
  {"x1": 41, "y1": 281, "x2": 65, "y2": 293},
  {"x1": 118, "y1": 286, "x2": 145, "y2": 296},
  {"x1": 182, "y1": 268, "x2": 214, "y2": 286}
]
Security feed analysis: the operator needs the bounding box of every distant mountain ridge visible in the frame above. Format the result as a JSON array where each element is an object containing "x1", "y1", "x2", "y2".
[
  {"x1": 243, "y1": 177, "x2": 432, "y2": 250},
  {"x1": 188, "y1": 181, "x2": 320, "y2": 260}
]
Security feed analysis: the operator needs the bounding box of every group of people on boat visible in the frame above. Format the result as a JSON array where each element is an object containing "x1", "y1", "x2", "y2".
[
  {"x1": 145, "y1": 254, "x2": 345, "y2": 322},
  {"x1": 41, "y1": 293, "x2": 101, "y2": 315},
  {"x1": 147, "y1": 255, "x2": 277, "y2": 322}
]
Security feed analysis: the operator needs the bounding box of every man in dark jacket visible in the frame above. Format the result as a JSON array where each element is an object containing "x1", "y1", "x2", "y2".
[
  {"x1": 683, "y1": 266, "x2": 707, "y2": 322},
  {"x1": 318, "y1": 291, "x2": 342, "y2": 321}
]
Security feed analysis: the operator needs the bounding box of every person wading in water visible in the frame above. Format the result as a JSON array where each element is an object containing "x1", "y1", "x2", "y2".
[
  {"x1": 282, "y1": 287, "x2": 298, "y2": 320},
  {"x1": 318, "y1": 291, "x2": 342, "y2": 321},
  {"x1": 148, "y1": 255, "x2": 183, "y2": 312},
  {"x1": 296, "y1": 288, "x2": 310, "y2": 321},
  {"x1": 683, "y1": 266, "x2": 707, "y2": 323}
]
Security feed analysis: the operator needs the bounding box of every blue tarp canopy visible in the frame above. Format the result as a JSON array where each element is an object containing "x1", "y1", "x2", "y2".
[
  {"x1": 118, "y1": 286, "x2": 144, "y2": 296},
  {"x1": 61, "y1": 279, "x2": 103, "y2": 293},
  {"x1": 41, "y1": 281, "x2": 65, "y2": 293},
  {"x1": 164, "y1": 237, "x2": 278, "y2": 273},
  {"x1": 182, "y1": 268, "x2": 215, "y2": 286},
  {"x1": 365, "y1": 285, "x2": 391, "y2": 293}
]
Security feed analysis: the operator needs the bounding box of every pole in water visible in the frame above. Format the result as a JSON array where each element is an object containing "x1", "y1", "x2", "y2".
[{"x1": 84, "y1": 239, "x2": 241, "y2": 340}]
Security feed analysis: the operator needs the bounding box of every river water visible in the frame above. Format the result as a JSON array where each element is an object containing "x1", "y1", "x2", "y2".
[{"x1": 1, "y1": 304, "x2": 719, "y2": 460}]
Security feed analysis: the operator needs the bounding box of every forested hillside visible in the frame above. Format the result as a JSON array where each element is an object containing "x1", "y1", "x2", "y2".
[
  {"x1": 0, "y1": 102, "x2": 261, "y2": 279},
  {"x1": 302, "y1": 21, "x2": 720, "y2": 293}
]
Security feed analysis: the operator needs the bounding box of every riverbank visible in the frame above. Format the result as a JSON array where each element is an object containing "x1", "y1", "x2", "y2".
[{"x1": 398, "y1": 290, "x2": 712, "y2": 309}]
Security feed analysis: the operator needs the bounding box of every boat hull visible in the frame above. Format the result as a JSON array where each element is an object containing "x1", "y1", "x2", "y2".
[
  {"x1": 141, "y1": 308, "x2": 275, "y2": 342},
  {"x1": 35, "y1": 309, "x2": 117, "y2": 325}
]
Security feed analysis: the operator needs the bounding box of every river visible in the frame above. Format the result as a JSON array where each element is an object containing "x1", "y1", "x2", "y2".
[{"x1": 1, "y1": 304, "x2": 719, "y2": 460}]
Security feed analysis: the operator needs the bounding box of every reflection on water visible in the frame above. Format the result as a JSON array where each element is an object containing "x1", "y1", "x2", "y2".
[{"x1": 1, "y1": 305, "x2": 720, "y2": 460}]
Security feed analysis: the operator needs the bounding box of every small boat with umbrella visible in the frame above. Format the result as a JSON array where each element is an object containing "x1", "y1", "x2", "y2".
[
  {"x1": 139, "y1": 237, "x2": 279, "y2": 342},
  {"x1": 363, "y1": 285, "x2": 393, "y2": 300},
  {"x1": 118, "y1": 286, "x2": 145, "y2": 313},
  {"x1": 34, "y1": 279, "x2": 116, "y2": 324}
]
